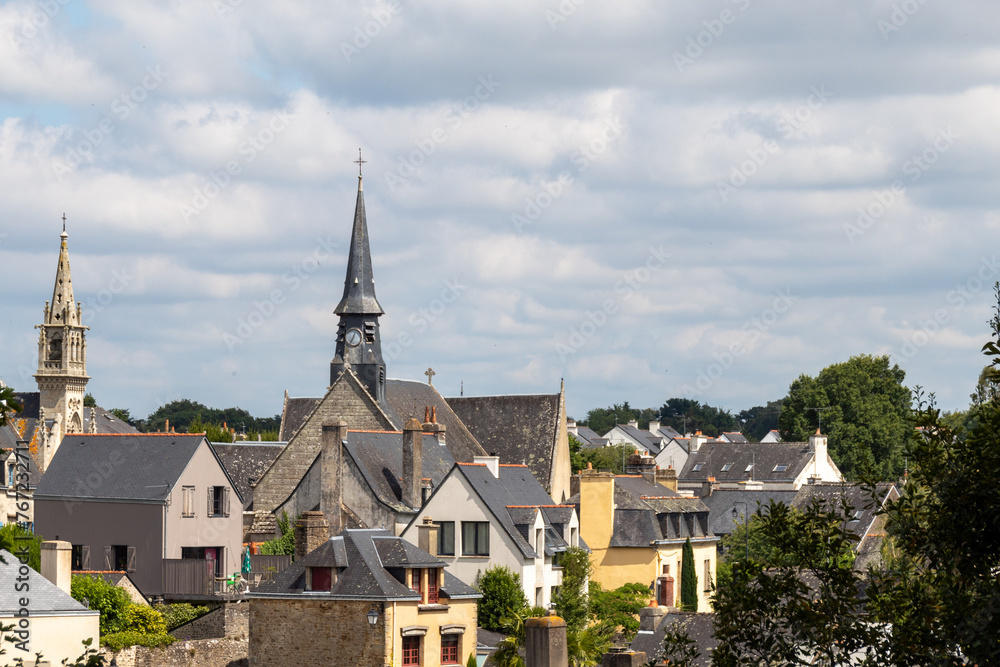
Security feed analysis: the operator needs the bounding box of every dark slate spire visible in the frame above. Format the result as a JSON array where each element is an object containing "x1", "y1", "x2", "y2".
[{"x1": 334, "y1": 175, "x2": 383, "y2": 316}]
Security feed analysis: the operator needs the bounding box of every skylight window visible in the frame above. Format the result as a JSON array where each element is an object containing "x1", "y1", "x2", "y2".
[
  {"x1": 773, "y1": 464, "x2": 788, "y2": 473},
  {"x1": 848, "y1": 510, "x2": 864, "y2": 522},
  {"x1": 721, "y1": 463, "x2": 733, "y2": 472},
  {"x1": 745, "y1": 464, "x2": 754, "y2": 473},
  {"x1": 692, "y1": 463, "x2": 704, "y2": 472}
]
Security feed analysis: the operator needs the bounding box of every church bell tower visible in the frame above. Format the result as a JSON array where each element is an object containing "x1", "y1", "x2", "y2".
[
  {"x1": 330, "y1": 161, "x2": 387, "y2": 405},
  {"x1": 34, "y1": 221, "x2": 90, "y2": 468}
]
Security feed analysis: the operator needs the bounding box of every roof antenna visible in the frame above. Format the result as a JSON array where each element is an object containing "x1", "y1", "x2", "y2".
[{"x1": 460, "y1": 380, "x2": 464, "y2": 397}]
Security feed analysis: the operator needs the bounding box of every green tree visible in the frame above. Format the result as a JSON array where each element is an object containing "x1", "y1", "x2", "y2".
[
  {"x1": 0, "y1": 524, "x2": 42, "y2": 571},
  {"x1": 552, "y1": 547, "x2": 590, "y2": 632},
  {"x1": 588, "y1": 581, "x2": 648, "y2": 642},
  {"x1": 109, "y1": 407, "x2": 132, "y2": 424},
  {"x1": 259, "y1": 511, "x2": 296, "y2": 556},
  {"x1": 476, "y1": 565, "x2": 528, "y2": 632},
  {"x1": 777, "y1": 354, "x2": 911, "y2": 480},
  {"x1": 574, "y1": 443, "x2": 634, "y2": 475},
  {"x1": 83, "y1": 393, "x2": 97, "y2": 408},
  {"x1": 735, "y1": 399, "x2": 783, "y2": 441},
  {"x1": 0, "y1": 385, "x2": 22, "y2": 427},
  {"x1": 490, "y1": 605, "x2": 548, "y2": 667},
  {"x1": 658, "y1": 398, "x2": 739, "y2": 438},
  {"x1": 680, "y1": 537, "x2": 698, "y2": 612}
]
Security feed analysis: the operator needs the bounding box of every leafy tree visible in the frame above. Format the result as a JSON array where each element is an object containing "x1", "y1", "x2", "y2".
[
  {"x1": 0, "y1": 385, "x2": 22, "y2": 428},
  {"x1": 588, "y1": 581, "x2": 648, "y2": 642},
  {"x1": 680, "y1": 538, "x2": 698, "y2": 612},
  {"x1": 154, "y1": 602, "x2": 211, "y2": 631},
  {"x1": 259, "y1": 511, "x2": 296, "y2": 556},
  {"x1": 476, "y1": 565, "x2": 528, "y2": 632},
  {"x1": 660, "y1": 623, "x2": 702, "y2": 667},
  {"x1": 574, "y1": 443, "x2": 634, "y2": 475},
  {"x1": 658, "y1": 398, "x2": 739, "y2": 438},
  {"x1": 735, "y1": 399, "x2": 783, "y2": 442},
  {"x1": 569, "y1": 433, "x2": 587, "y2": 473},
  {"x1": 142, "y1": 398, "x2": 280, "y2": 436},
  {"x1": 552, "y1": 547, "x2": 590, "y2": 632},
  {"x1": 83, "y1": 393, "x2": 97, "y2": 408},
  {"x1": 581, "y1": 402, "x2": 651, "y2": 434},
  {"x1": 490, "y1": 605, "x2": 548, "y2": 667},
  {"x1": 109, "y1": 407, "x2": 132, "y2": 424},
  {"x1": 71, "y1": 575, "x2": 172, "y2": 651},
  {"x1": 0, "y1": 524, "x2": 42, "y2": 571},
  {"x1": 777, "y1": 354, "x2": 911, "y2": 480}
]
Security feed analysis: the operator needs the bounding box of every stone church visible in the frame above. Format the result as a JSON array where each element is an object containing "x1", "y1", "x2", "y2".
[{"x1": 250, "y1": 169, "x2": 571, "y2": 538}]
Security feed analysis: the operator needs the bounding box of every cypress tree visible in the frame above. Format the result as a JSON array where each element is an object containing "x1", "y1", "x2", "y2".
[{"x1": 681, "y1": 537, "x2": 698, "y2": 612}]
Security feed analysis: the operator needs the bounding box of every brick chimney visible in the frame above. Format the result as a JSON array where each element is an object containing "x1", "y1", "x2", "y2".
[
  {"x1": 422, "y1": 407, "x2": 446, "y2": 445},
  {"x1": 402, "y1": 418, "x2": 423, "y2": 509},
  {"x1": 295, "y1": 511, "x2": 329, "y2": 560},
  {"x1": 417, "y1": 516, "x2": 439, "y2": 556},
  {"x1": 41, "y1": 540, "x2": 72, "y2": 596},
  {"x1": 321, "y1": 421, "x2": 348, "y2": 537}
]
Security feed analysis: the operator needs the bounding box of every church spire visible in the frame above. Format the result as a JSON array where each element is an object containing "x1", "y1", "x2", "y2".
[
  {"x1": 47, "y1": 219, "x2": 79, "y2": 326},
  {"x1": 331, "y1": 153, "x2": 387, "y2": 405}
]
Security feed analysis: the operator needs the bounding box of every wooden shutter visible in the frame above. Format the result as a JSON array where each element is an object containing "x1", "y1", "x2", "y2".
[
  {"x1": 208, "y1": 487, "x2": 214, "y2": 516},
  {"x1": 104, "y1": 547, "x2": 112, "y2": 570},
  {"x1": 224, "y1": 487, "x2": 231, "y2": 517},
  {"x1": 81, "y1": 546, "x2": 90, "y2": 570},
  {"x1": 126, "y1": 546, "x2": 136, "y2": 573}
]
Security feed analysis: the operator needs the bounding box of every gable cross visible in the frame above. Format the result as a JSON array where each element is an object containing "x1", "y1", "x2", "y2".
[{"x1": 424, "y1": 368, "x2": 435, "y2": 385}]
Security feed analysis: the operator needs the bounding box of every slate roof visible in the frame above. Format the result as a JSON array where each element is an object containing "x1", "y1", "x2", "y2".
[
  {"x1": 719, "y1": 432, "x2": 748, "y2": 444},
  {"x1": 678, "y1": 441, "x2": 818, "y2": 484},
  {"x1": 335, "y1": 179, "x2": 384, "y2": 316},
  {"x1": 608, "y1": 424, "x2": 664, "y2": 455},
  {"x1": 279, "y1": 380, "x2": 487, "y2": 464},
  {"x1": 34, "y1": 434, "x2": 242, "y2": 504},
  {"x1": 211, "y1": 442, "x2": 285, "y2": 509},
  {"x1": 701, "y1": 489, "x2": 799, "y2": 536},
  {"x1": 0, "y1": 550, "x2": 98, "y2": 616},
  {"x1": 656, "y1": 425, "x2": 683, "y2": 439},
  {"x1": 344, "y1": 430, "x2": 455, "y2": 512},
  {"x1": 631, "y1": 611, "x2": 716, "y2": 666},
  {"x1": 446, "y1": 393, "x2": 562, "y2": 490},
  {"x1": 572, "y1": 426, "x2": 604, "y2": 445},
  {"x1": 253, "y1": 529, "x2": 479, "y2": 601},
  {"x1": 433, "y1": 463, "x2": 576, "y2": 560}
]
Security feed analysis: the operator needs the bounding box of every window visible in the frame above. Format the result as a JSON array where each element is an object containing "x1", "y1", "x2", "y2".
[
  {"x1": 436, "y1": 521, "x2": 455, "y2": 556},
  {"x1": 402, "y1": 636, "x2": 420, "y2": 666},
  {"x1": 745, "y1": 463, "x2": 754, "y2": 473},
  {"x1": 310, "y1": 567, "x2": 332, "y2": 592},
  {"x1": 208, "y1": 486, "x2": 230, "y2": 517},
  {"x1": 411, "y1": 568, "x2": 423, "y2": 596},
  {"x1": 552, "y1": 552, "x2": 563, "y2": 569},
  {"x1": 427, "y1": 569, "x2": 439, "y2": 604},
  {"x1": 182, "y1": 486, "x2": 195, "y2": 517},
  {"x1": 535, "y1": 587, "x2": 543, "y2": 607},
  {"x1": 441, "y1": 635, "x2": 459, "y2": 664},
  {"x1": 461, "y1": 522, "x2": 489, "y2": 556},
  {"x1": 71, "y1": 545, "x2": 89, "y2": 570},
  {"x1": 570, "y1": 527, "x2": 578, "y2": 547},
  {"x1": 848, "y1": 510, "x2": 863, "y2": 522},
  {"x1": 535, "y1": 528, "x2": 543, "y2": 554},
  {"x1": 692, "y1": 463, "x2": 704, "y2": 472},
  {"x1": 720, "y1": 463, "x2": 733, "y2": 472},
  {"x1": 772, "y1": 464, "x2": 788, "y2": 473},
  {"x1": 704, "y1": 559, "x2": 712, "y2": 592},
  {"x1": 107, "y1": 545, "x2": 134, "y2": 572}
]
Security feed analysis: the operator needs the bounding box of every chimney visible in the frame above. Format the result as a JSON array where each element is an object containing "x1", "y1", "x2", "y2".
[
  {"x1": 810, "y1": 429, "x2": 828, "y2": 467},
  {"x1": 474, "y1": 455, "x2": 500, "y2": 478},
  {"x1": 422, "y1": 410, "x2": 446, "y2": 445},
  {"x1": 566, "y1": 419, "x2": 578, "y2": 436},
  {"x1": 321, "y1": 421, "x2": 347, "y2": 537},
  {"x1": 417, "y1": 515, "x2": 439, "y2": 557},
  {"x1": 700, "y1": 476, "x2": 717, "y2": 498},
  {"x1": 639, "y1": 599, "x2": 666, "y2": 631},
  {"x1": 689, "y1": 432, "x2": 705, "y2": 453},
  {"x1": 402, "y1": 418, "x2": 423, "y2": 509},
  {"x1": 164, "y1": 418, "x2": 169, "y2": 433},
  {"x1": 656, "y1": 466, "x2": 678, "y2": 492},
  {"x1": 627, "y1": 419, "x2": 638, "y2": 429},
  {"x1": 295, "y1": 511, "x2": 329, "y2": 560},
  {"x1": 41, "y1": 540, "x2": 72, "y2": 596},
  {"x1": 648, "y1": 420, "x2": 660, "y2": 434}
]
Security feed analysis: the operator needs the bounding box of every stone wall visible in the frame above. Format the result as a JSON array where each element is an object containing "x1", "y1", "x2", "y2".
[
  {"x1": 105, "y1": 638, "x2": 247, "y2": 667},
  {"x1": 249, "y1": 598, "x2": 386, "y2": 666},
  {"x1": 169, "y1": 602, "x2": 249, "y2": 641}
]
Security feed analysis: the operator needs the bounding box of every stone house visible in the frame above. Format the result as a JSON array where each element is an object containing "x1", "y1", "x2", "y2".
[
  {"x1": 400, "y1": 456, "x2": 582, "y2": 609},
  {"x1": 571, "y1": 470, "x2": 719, "y2": 612},
  {"x1": 33, "y1": 433, "x2": 244, "y2": 597},
  {"x1": 249, "y1": 527, "x2": 480, "y2": 666}
]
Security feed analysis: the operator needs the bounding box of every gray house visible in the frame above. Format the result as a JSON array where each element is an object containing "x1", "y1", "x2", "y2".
[{"x1": 34, "y1": 433, "x2": 244, "y2": 597}]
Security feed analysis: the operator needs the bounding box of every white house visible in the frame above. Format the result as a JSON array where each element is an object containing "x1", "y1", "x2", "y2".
[{"x1": 401, "y1": 456, "x2": 581, "y2": 609}]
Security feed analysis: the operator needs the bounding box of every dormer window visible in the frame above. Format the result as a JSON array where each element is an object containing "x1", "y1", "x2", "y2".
[
  {"x1": 692, "y1": 463, "x2": 704, "y2": 472},
  {"x1": 773, "y1": 464, "x2": 788, "y2": 473},
  {"x1": 308, "y1": 566, "x2": 333, "y2": 592}
]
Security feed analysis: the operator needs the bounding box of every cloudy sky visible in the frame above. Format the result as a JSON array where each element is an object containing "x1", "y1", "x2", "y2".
[{"x1": 1, "y1": 0, "x2": 998, "y2": 423}]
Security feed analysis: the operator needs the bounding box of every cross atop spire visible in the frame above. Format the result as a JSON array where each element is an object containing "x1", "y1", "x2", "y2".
[
  {"x1": 62, "y1": 212, "x2": 66, "y2": 234},
  {"x1": 354, "y1": 148, "x2": 367, "y2": 178}
]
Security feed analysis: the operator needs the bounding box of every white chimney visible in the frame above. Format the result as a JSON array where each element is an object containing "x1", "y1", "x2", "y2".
[
  {"x1": 627, "y1": 420, "x2": 638, "y2": 429},
  {"x1": 648, "y1": 420, "x2": 660, "y2": 434},
  {"x1": 809, "y1": 430, "x2": 828, "y2": 475},
  {"x1": 41, "y1": 540, "x2": 73, "y2": 596},
  {"x1": 689, "y1": 432, "x2": 706, "y2": 453},
  {"x1": 474, "y1": 455, "x2": 500, "y2": 478}
]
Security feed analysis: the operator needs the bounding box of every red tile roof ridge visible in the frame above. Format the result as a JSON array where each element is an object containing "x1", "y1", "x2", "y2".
[
  {"x1": 498, "y1": 464, "x2": 528, "y2": 467},
  {"x1": 71, "y1": 433, "x2": 201, "y2": 437},
  {"x1": 505, "y1": 504, "x2": 574, "y2": 508},
  {"x1": 347, "y1": 429, "x2": 403, "y2": 434},
  {"x1": 458, "y1": 462, "x2": 488, "y2": 466}
]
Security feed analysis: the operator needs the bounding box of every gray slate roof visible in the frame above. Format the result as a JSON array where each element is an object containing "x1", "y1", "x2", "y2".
[
  {"x1": 344, "y1": 430, "x2": 455, "y2": 512},
  {"x1": 678, "y1": 441, "x2": 817, "y2": 483},
  {"x1": 631, "y1": 612, "x2": 716, "y2": 666},
  {"x1": 35, "y1": 434, "x2": 242, "y2": 504},
  {"x1": 211, "y1": 442, "x2": 285, "y2": 509},
  {"x1": 701, "y1": 489, "x2": 799, "y2": 536},
  {"x1": 0, "y1": 550, "x2": 97, "y2": 616},
  {"x1": 254, "y1": 529, "x2": 479, "y2": 601},
  {"x1": 446, "y1": 393, "x2": 561, "y2": 490},
  {"x1": 609, "y1": 424, "x2": 664, "y2": 455}
]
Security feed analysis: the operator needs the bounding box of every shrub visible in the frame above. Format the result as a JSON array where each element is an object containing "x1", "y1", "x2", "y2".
[
  {"x1": 0, "y1": 523, "x2": 42, "y2": 572},
  {"x1": 156, "y1": 603, "x2": 211, "y2": 631},
  {"x1": 72, "y1": 575, "x2": 133, "y2": 635},
  {"x1": 259, "y1": 511, "x2": 295, "y2": 556},
  {"x1": 123, "y1": 603, "x2": 167, "y2": 635},
  {"x1": 476, "y1": 565, "x2": 528, "y2": 632},
  {"x1": 101, "y1": 631, "x2": 176, "y2": 651}
]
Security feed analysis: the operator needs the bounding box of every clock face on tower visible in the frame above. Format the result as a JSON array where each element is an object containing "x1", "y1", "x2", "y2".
[{"x1": 345, "y1": 328, "x2": 362, "y2": 347}]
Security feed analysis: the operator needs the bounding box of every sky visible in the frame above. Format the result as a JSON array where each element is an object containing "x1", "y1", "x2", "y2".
[{"x1": 1, "y1": 0, "x2": 999, "y2": 423}]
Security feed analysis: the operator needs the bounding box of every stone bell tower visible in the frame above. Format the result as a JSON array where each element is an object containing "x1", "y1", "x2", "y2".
[{"x1": 34, "y1": 221, "x2": 89, "y2": 470}]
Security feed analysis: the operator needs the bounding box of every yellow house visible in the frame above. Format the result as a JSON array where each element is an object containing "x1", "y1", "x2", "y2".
[
  {"x1": 575, "y1": 470, "x2": 718, "y2": 611},
  {"x1": 249, "y1": 528, "x2": 479, "y2": 666}
]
